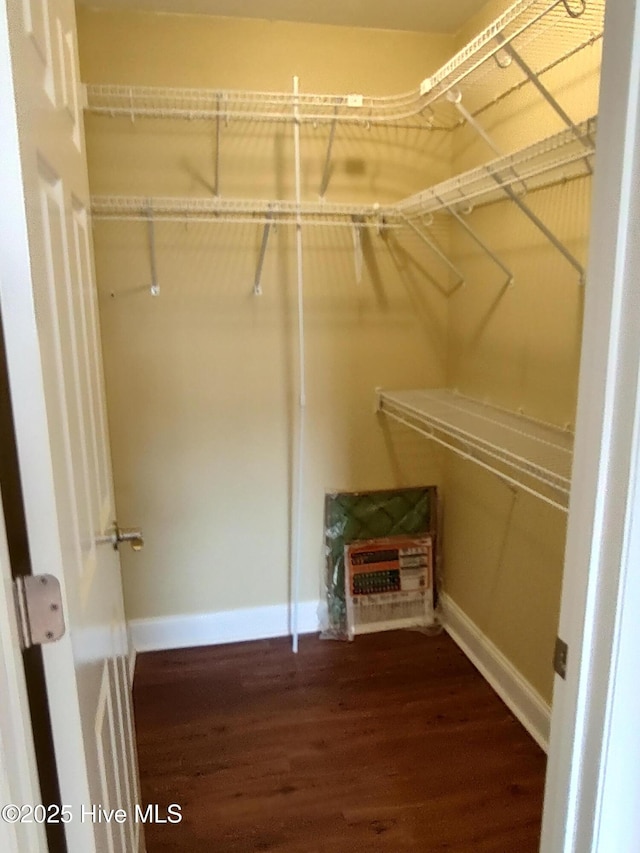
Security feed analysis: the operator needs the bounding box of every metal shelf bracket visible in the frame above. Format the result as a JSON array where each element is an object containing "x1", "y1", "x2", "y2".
[
  {"x1": 451, "y1": 94, "x2": 585, "y2": 282},
  {"x1": 495, "y1": 34, "x2": 593, "y2": 175},
  {"x1": 435, "y1": 194, "x2": 514, "y2": 286},
  {"x1": 254, "y1": 211, "x2": 273, "y2": 295},
  {"x1": 352, "y1": 216, "x2": 364, "y2": 284},
  {"x1": 320, "y1": 107, "x2": 338, "y2": 198},
  {"x1": 400, "y1": 214, "x2": 465, "y2": 289},
  {"x1": 146, "y1": 205, "x2": 160, "y2": 296}
]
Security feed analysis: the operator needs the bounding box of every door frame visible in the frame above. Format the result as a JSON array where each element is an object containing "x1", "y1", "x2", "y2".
[
  {"x1": 1, "y1": 0, "x2": 639, "y2": 851},
  {"x1": 540, "y1": 0, "x2": 640, "y2": 848}
]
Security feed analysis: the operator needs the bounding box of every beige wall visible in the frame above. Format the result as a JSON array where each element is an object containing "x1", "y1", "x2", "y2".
[
  {"x1": 78, "y1": 9, "x2": 453, "y2": 619},
  {"x1": 441, "y1": 0, "x2": 601, "y2": 702},
  {"x1": 78, "y1": 3, "x2": 601, "y2": 705}
]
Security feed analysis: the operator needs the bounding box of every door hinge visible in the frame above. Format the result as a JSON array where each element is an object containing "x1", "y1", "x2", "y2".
[
  {"x1": 554, "y1": 636, "x2": 568, "y2": 680},
  {"x1": 13, "y1": 575, "x2": 66, "y2": 650}
]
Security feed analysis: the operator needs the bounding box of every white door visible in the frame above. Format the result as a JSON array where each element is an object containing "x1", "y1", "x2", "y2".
[
  {"x1": 0, "y1": 1, "x2": 141, "y2": 851},
  {"x1": 540, "y1": 1, "x2": 640, "y2": 850}
]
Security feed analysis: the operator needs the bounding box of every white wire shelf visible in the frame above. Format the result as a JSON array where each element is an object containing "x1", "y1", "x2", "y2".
[
  {"x1": 377, "y1": 388, "x2": 573, "y2": 511},
  {"x1": 91, "y1": 116, "x2": 597, "y2": 226},
  {"x1": 397, "y1": 115, "x2": 596, "y2": 218},
  {"x1": 84, "y1": 0, "x2": 604, "y2": 127},
  {"x1": 90, "y1": 195, "x2": 397, "y2": 226}
]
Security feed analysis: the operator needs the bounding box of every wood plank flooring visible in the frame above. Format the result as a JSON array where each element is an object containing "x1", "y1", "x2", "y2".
[{"x1": 133, "y1": 631, "x2": 546, "y2": 852}]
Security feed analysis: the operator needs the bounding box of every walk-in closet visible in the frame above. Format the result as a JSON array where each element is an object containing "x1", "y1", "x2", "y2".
[
  {"x1": 4, "y1": 0, "x2": 625, "y2": 849},
  {"x1": 78, "y1": 0, "x2": 603, "y2": 726}
]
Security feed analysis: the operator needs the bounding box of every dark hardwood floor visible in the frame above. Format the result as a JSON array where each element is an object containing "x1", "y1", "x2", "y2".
[{"x1": 133, "y1": 630, "x2": 546, "y2": 852}]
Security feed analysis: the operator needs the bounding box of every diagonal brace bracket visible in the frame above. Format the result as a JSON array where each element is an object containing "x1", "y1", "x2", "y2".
[
  {"x1": 495, "y1": 34, "x2": 593, "y2": 173},
  {"x1": 319, "y1": 107, "x2": 338, "y2": 198},
  {"x1": 352, "y1": 216, "x2": 364, "y2": 284},
  {"x1": 146, "y1": 204, "x2": 160, "y2": 296},
  {"x1": 254, "y1": 212, "x2": 273, "y2": 295},
  {"x1": 214, "y1": 95, "x2": 222, "y2": 197},
  {"x1": 400, "y1": 214, "x2": 465, "y2": 287},
  {"x1": 490, "y1": 167, "x2": 585, "y2": 282},
  {"x1": 435, "y1": 194, "x2": 513, "y2": 285},
  {"x1": 450, "y1": 94, "x2": 585, "y2": 282}
]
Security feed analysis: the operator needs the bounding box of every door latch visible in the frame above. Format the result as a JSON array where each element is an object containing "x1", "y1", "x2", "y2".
[
  {"x1": 97, "y1": 523, "x2": 144, "y2": 552},
  {"x1": 13, "y1": 575, "x2": 65, "y2": 650},
  {"x1": 113, "y1": 524, "x2": 144, "y2": 552}
]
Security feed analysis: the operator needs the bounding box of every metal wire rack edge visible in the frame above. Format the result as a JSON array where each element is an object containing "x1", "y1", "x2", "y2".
[
  {"x1": 83, "y1": 0, "x2": 603, "y2": 127},
  {"x1": 90, "y1": 115, "x2": 597, "y2": 223}
]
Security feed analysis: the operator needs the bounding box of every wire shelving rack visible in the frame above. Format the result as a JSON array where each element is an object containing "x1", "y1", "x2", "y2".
[
  {"x1": 84, "y1": 0, "x2": 604, "y2": 128},
  {"x1": 377, "y1": 389, "x2": 573, "y2": 511}
]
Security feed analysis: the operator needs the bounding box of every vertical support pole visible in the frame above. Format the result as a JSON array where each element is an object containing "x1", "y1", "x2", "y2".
[
  {"x1": 146, "y1": 204, "x2": 159, "y2": 296},
  {"x1": 291, "y1": 75, "x2": 306, "y2": 654}
]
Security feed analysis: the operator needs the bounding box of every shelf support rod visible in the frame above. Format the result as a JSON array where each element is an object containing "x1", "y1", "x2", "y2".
[
  {"x1": 319, "y1": 107, "x2": 338, "y2": 198},
  {"x1": 495, "y1": 34, "x2": 593, "y2": 173},
  {"x1": 146, "y1": 203, "x2": 160, "y2": 296},
  {"x1": 291, "y1": 75, "x2": 306, "y2": 655},
  {"x1": 253, "y1": 212, "x2": 273, "y2": 295},
  {"x1": 434, "y1": 194, "x2": 514, "y2": 285},
  {"x1": 400, "y1": 214, "x2": 465, "y2": 287},
  {"x1": 452, "y1": 97, "x2": 585, "y2": 282}
]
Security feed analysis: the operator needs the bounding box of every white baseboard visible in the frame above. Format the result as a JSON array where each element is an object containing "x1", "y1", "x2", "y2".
[
  {"x1": 440, "y1": 592, "x2": 551, "y2": 752},
  {"x1": 129, "y1": 600, "x2": 321, "y2": 654}
]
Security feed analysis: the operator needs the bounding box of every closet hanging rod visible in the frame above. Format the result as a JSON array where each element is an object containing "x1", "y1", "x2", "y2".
[{"x1": 83, "y1": 0, "x2": 604, "y2": 127}]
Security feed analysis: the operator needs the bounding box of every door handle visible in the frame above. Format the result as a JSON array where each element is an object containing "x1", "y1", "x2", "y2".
[{"x1": 97, "y1": 523, "x2": 144, "y2": 552}]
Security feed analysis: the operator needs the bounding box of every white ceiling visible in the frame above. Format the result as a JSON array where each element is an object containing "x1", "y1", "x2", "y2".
[{"x1": 78, "y1": 0, "x2": 490, "y2": 34}]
